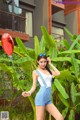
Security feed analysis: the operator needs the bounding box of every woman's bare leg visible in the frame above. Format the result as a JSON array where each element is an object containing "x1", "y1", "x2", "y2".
[
  {"x1": 36, "y1": 106, "x2": 45, "y2": 120},
  {"x1": 45, "y1": 103, "x2": 64, "y2": 120}
]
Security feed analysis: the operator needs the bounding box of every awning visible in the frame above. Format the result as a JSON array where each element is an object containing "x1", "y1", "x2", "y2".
[{"x1": 51, "y1": 0, "x2": 65, "y2": 14}]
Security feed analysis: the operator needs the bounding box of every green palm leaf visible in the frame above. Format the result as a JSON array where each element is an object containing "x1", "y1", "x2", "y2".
[
  {"x1": 62, "y1": 107, "x2": 69, "y2": 119},
  {"x1": 64, "y1": 27, "x2": 73, "y2": 40},
  {"x1": 69, "y1": 35, "x2": 80, "y2": 50},
  {"x1": 59, "y1": 50, "x2": 80, "y2": 55},
  {"x1": 71, "y1": 82, "x2": 77, "y2": 105},
  {"x1": 28, "y1": 96, "x2": 35, "y2": 111},
  {"x1": 58, "y1": 93, "x2": 69, "y2": 107},
  {"x1": 52, "y1": 57, "x2": 71, "y2": 63},
  {"x1": 75, "y1": 43, "x2": 80, "y2": 49},
  {"x1": 57, "y1": 69, "x2": 75, "y2": 82},
  {"x1": 41, "y1": 26, "x2": 56, "y2": 49},
  {"x1": 0, "y1": 58, "x2": 13, "y2": 63},
  {"x1": 40, "y1": 36, "x2": 46, "y2": 53},
  {"x1": 54, "y1": 79, "x2": 69, "y2": 99},
  {"x1": 75, "y1": 92, "x2": 80, "y2": 96},
  {"x1": 14, "y1": 57, "x2": 34, "y2": 64},
  {"x1": 34, "y1": 36, "x2": 40, "y2": 57},
  {"x1": 69, "y1": 110, "x2": 75, "y2": 120},
  {"x1": 62, "y1": 39, "x2": 70, "y2": 49},
  {"x1": 15, "y1": 37, "x2": 27, "y2": 54},
  {"x1": 0, "y1": 63, "x2": 13, "y2": 72},
  {"x1": 71, "y1": 54, "x2": 79, "y2": 78},
  {"x1": 47, "y1": 47, "x2": 58, "y2": 58}
]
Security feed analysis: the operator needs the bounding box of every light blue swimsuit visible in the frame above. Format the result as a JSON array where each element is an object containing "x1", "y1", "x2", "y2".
[{"x1": 35, "y1": 70, "x2": 52, "y2": 106}]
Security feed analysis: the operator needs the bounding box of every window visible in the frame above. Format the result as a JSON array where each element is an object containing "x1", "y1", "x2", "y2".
[
  {"x1": 25, "y1": 12, "x2": 33, "y2": 37},
  {"x1": 52, "y1": 26, "x2": 64, "y2": 40},
  {"x1": 0, "y1": 0, "x2": 33, "y2": 37},
  {"x1": 8, "y1": 0, "x2": 22, "y2": 14}
]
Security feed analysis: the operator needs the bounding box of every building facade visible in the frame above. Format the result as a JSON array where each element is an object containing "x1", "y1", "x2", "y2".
[{"x1": 0, "y1": 0, "x2": 80, "y2": 48}]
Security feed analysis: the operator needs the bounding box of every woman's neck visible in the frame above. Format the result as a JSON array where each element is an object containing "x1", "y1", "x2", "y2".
[{"x1": 38, "y1": 67, "x2": 46, "y2": 70}]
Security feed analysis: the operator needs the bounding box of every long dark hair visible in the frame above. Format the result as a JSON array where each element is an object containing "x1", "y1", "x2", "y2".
[{"x1": 37, "y1": 54, "x2": 52, "y2": 75}]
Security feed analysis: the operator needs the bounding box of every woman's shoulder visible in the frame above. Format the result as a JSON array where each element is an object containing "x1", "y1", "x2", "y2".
[
  {"x1": 32, "y1": 70, "x2": 38, "y2": 75},
  {"x1": 33, "y1": 70, "x2": 38, "y2": 76}
]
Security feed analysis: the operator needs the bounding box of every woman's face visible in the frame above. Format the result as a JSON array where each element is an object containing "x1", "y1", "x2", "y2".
[{"x1": 38, "y1": 58, "x2": 47, "y2": 69}]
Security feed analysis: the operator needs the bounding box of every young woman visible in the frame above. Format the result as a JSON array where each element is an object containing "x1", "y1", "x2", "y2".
[{"x1": 22, "y1": 53, "x2": 64, "y2": 120}]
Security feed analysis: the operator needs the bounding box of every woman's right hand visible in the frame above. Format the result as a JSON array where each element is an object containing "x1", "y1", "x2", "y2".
[
  {"x1": 47, "y1": 57, "x2": 51, "y2": 64},
  {"x1": 22, "y1": 91, "x2": 31, "y2": 97}
]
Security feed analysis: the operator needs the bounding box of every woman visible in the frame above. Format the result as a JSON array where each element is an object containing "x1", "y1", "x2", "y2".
[{"x1": 22, "y1": 53, "x2": 64, "y2": 120}]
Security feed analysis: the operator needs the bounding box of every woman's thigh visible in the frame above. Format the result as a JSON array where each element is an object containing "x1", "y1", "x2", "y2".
[
  {"x1": 36, "y1": 106, "x2": 45, "y2": 120},
  {"x1": 45, "y1": 103, "x2": 64, "y2": 120}
]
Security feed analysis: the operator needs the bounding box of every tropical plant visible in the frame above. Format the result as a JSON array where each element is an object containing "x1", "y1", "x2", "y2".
[{"x1": 0, "y1": 26, "x2": 80, "y2": 120}]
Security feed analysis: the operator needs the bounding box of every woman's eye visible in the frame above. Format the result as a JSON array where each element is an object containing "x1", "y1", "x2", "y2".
[{"x1": 40, "y1": 61, "x2": 47, "y2": 63}]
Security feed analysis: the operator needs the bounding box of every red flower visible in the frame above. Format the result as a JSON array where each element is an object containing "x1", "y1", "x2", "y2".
[{"x1": 1, "y1": 33, "x2": 14, "y2": 56}]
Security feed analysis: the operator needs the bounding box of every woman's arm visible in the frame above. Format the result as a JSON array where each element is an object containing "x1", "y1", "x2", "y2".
[
  {"x1": 28, "y1": 70, "x2": 37, "y2": 94},
  {"x1": 47, "y1": 57, "x2": 60, "y2": 76},
  {"x1": 22, "y1": 70, "x2": 37, "y2": 97}
]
